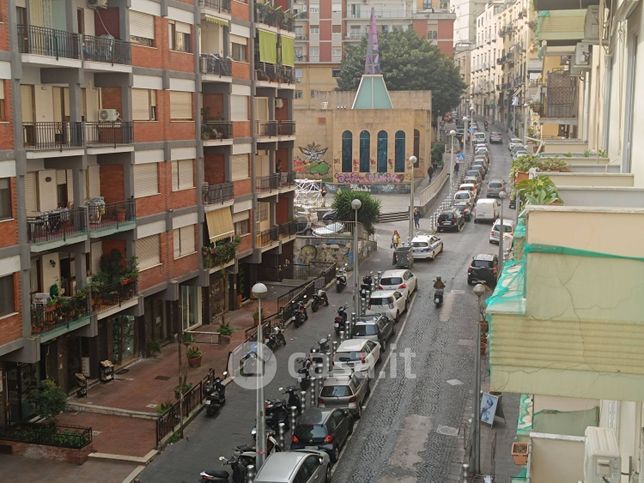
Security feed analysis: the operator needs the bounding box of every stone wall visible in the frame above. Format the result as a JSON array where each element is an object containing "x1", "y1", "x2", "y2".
[
  {"x1": 0, "y1": 439, "x2": 94, "y2": 465},
  {"x1": 294, "y1": 237, "x2": 377, "y2": 267}
]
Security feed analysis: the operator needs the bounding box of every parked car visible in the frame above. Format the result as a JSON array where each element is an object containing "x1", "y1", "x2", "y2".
[
  {"x1": 437, "y1": 209, "x2": 465, "y2": 232},
  {"x1": 351, "y1": 315, "x2": 395, "y2": 351},
  {"x1": 473, "y1": 132, "x2": 487, "y2": 145},
  {"x1": 490, "y1": 131, "x2": 503, "y2": 144},
  {"x1": 254, "y1": 450, "x2": 331, "y2": 483},
  {"x1": 458, "y1": 183, "x2": 478, "y2": 199},
  {"x1": 290, "y1": 408, "x2": 354, "y2": 462},
  {"x1": 453, "y1": 190, "x2": 475, "y2": 207},
  {"x1": 333, "y1": 339, "x2": 382, "y2": 376},
  {"x1": 512, "y1": 149, "x2": 528, "y2": 160},
  {"x1": 318, "y1": 372, "x2": 371, "y2": 417},
  {"x1": 410, "y1": 234, "x2": 443, "y2": 260},
  {"x1": 378, "y1": 269, "x2": 418, "y2": 300},
  {"x1": 463, "y1": 176, "x2": 481, "y2": 189},
  {"x1": 474, "y1": 198, "x2": 500, "y2": 223},
  {"x1": 464, "y1": 169, "x2": 483, "y2": 184},
  {"x1": 474, "y1": 154, "x2": 489, "y2": 166},
  {"x1": 365, "y1": 290, "x2": 407, "y2": 322},
  {"x1": 486, "y1": 179, "x2": 506, "y2": 198},
  {"x1": 321, "y1": 210, "x2": 337, "y2": 224},
  {"x1": 489, "y1": 218, "x2": 516, "y2": 244},
  {"x1": 475, "y1": 148, "x2": 490, "y2": 161},
  {"x1": 508, "y1": 138, "x2": 523, "y2": 152},
  {"x1": 454, "y1": 201, "x2": 472, "y2": 221},
  {"x1": 467, "y1": 253, "x2": 499, "y2": 286}
]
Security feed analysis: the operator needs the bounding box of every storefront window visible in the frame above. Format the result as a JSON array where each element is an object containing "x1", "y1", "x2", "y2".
[
  {"x1": 111, "y1": 315, "x2": 136, "y2": 365},
  {"x1": 180, "y1": 284, "x2": 199, "y2": 330}
]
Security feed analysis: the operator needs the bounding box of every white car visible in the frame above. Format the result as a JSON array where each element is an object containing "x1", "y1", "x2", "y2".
[
  {"x1": 378, "y1": 269, "x2": 418, "y2": 301},
  {"x1": 459, "y1": 183, "x2": 478, "y2": 199},
  {"x1": 333, "y1": 339, "x2": 381, "y2": 377},
  {"x1": 366, "y1": 290, "x2": 407, "y2": 322},
  {"x1": 489, "y1": 218, "x2": 516, "y2": 244},
  {"x1": 454, "y1": 190, "x2": 474, "y2": 206},
  {"x1": 508, "y1": 138, "x2": 523, "y2": 151},
  {"x1": 410, "y1": 234, "x2": 443, "y2": 260}
]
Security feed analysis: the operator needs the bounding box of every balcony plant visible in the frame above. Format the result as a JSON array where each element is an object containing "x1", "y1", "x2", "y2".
[
  {"x1": 27, "y1": 378, "x2": 67, "y2": 424},
  {"x1": 202, "y1": 236, "x2": 240, "y2": 267},
  {"x1": 511, "y1": 441, "x2": 529, "y2": 465},
  {"x1": 218, "y1": 322, "x2": 233, "y2": 344},
  {"x1": 515, "y1": 175, "x2": 563, "y2": 207},
  {"x1": 186, "y1": 345, "x2": 203, "y2": 368}
]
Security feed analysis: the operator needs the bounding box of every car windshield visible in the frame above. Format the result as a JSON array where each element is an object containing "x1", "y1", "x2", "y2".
[
  {"x1": 455, "y1": 193, "x2": 470, "y2": 199},
  {"x1": 369, "y1": 297, "x2": 392, "y2": 306},
  {"x1": 412, "y1": 241, "x2": 429, "y2": 248},
  {"x1": 320, "y1": 384, "x2": 352, "y2": 397},
  {"x1": 472, "y1": 260, "x2": 493, "y2": 268},
  {"x1": 494, "y1": 224, "x2": 513, "y2": 233},
  {"x1": 489, "y1": 182, "x2": 503, "y2": 188},
  {"x1": 353, "y1": 324, "x2": 378, "y2": 336},
  {"x1": 294, "y1": 424, "x2": 328, "y2": 441},
  {"x1": 438, "y1": 213, "x2": 453, "y2": 221},
  {"x1": 380, "y1": 277, "x2": 403, "y2": 285},
  {"x1": 334, "y1": 351, "x2": 363, "y2": 363}
]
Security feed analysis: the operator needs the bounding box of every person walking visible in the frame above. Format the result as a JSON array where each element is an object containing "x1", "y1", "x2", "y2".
[
  {"x1": 391, "y1": 230, "x2": 401, "y2": 249},
  {"x1": 413, "y1": 208, "x2": 421, "y2": 230},
  {"x1": 427, "y1": 164, "x2": 433, "y2": 183}
]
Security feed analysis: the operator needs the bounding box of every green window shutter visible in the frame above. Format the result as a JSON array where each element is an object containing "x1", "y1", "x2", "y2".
[
  {"x1": 281, "y1": 36, "x2": 294, "y2": 66},
  {"x1": 258, "y1": 29, "x2": 277, "y2": 64}
]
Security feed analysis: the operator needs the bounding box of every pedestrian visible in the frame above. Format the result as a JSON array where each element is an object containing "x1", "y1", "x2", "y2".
[
  {"x1": 391, "y1": 230, "x2": 401, "y2": 249},
  {"x1": 413, "y1": 208, "x2": 421, "y2": 230},
  {"x1": 320, "y1": 184, "x2": 327, "y2": 207},
  {"x1": 454, "y1": 161, "x2": 460, "y2": 175},
  {"x1": 427, "y1": 164, "x2": 433, "y2": 183}
]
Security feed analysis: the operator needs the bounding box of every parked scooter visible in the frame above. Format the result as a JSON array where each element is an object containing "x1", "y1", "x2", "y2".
[
  {"x1": 264, "y1": 399, "x2": 291, "y2": 432},
  {"x1": 311, "y1": 289, "x2": 329, "y2": 312},
  {"x1": 360, "y1": 273, "x2": 374, "y2": 299},
  {"x1": 204, "y1": 371, "x2": 228, "y2": 417},
  {"x1": 336, "y1": 265, "x2": 348, "y2": 292},
  {"x1": 265, "y1": 325, "x2": 287, "y2": 351},
  {"x1": 334, "y1": 306, "x2": 348, "y2": 336},
  {"x1": 434, "y1": 289, "x2": 444, "y2": 308},
  {"x1": 293, "y1": 298, "x2": 308, "y2": 328},
  {"x1": 279, "y1": 386, "x2": 302, "y2": 415},
  {"x1": 202, "y1": 439, "x2": 281, "y2": 483},
  {"x1": 297, "y1": 357, "x2": 312, "y2": 391}
]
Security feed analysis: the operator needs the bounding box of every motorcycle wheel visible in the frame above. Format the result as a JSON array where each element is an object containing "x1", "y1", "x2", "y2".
[
  {"x1": 312, "y1": 301, "x2": 319, "y2": 312},
  {"x1": 336, "y1": 284, "x2": 343, "y2": 293},
  {"x1": 324, "y1": 298, "x2": 329, "y2": 306},
  {"x1": 278, "y1": 334, "x2": 286, "y2": 346}
]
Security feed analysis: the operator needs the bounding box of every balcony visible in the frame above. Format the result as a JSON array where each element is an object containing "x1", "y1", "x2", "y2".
[
  {"x1": 31, "y1": 292, "x2": 91, "y2": 342},
  {"x1": 17, "y1": 24, "x2": 80, "y2": 61},
  {"x1": 256, "y1": 225, "x2": 280, "y2": 248},
  {"x1": 85, "y1": 122, "x2": 133, "y2": 148},
  {"x1": 256, "y1": 174, "x2": 280, "y2": 192},
  {"x1": 201, "y1": 121, "x2": 233, "y2": 143},
  {"x1": 202, "y1": 237, "x2": 239, "y2": 270},
  {"x1": 27, "y1": 207, "x2": 88, "y2": 251},
  {"x1": 202, "y1": 182, "x2": 234, "y2": 205},
  {"x1": 256, "y1": 62, "x2": 278, "y2": 82},
  {"x1": 200, "y1": 54, "x2": 232, "y2": 78},
  {"x1": 278, "y1": 65, "x2": 295, "y2": 83},
  {"x1": 541, "y1": 72, "x2": 578, "y2": 121},
  {"x1": 87, "y1": 198, "x2": 136, "y2": 237},
  {"x1": 82, "y1": 35, "x2": 131, "y2": 65},
  {"x1": 277, "y1": 120, "x2": 295, "y2": 136},
  {"x1": 257, "y1": 120, "x2": 278, "y2": 137},
  {"x1": 278, "y1": 172, "x2": 296, "y2": 188},
  {"x1": 255, "y1": 2, "x2": 295, "y2": 31},
  {"x1": 278, "y1": 220, "x2": 298, "y2": 239},
  {"x1": 200, "y1": 0, "x2": 232, "y2": 13},
  {"x1": 23, "y1": 122, "x2": 84, "y2": 151}
]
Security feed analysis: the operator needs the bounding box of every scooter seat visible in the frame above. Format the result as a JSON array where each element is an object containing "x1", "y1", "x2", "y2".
[{"x1": 202, "y1": 469, "x2": 229, "y2": 478}]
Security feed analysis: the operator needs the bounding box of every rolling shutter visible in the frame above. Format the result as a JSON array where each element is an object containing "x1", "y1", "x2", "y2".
[
  {"x1": 175, "y1": 21, "x2": 191, "y2": 34},
  {"x1": 230, "y1": 95, "x2": 248, "y2": 121},
  {"x1": 231, "y1": 154, "x2": 249, "y2": 181},
  {"x1": 129, "y1": 11, "x2": 155, "y2": 41},
  {"x1": 170, "y1": 91, "x2": 192, "y2": 120},
  {"x1": 133, "y1": 163, "x2": 159, "y2": 198},
  {"x1": 171, "y1": 160, "x2": 194, "y2": 190},
  {"x1": 230, "y1": 34, "x2": 247, "y2": 46},
  {"x1": 173, "y1": 225, "x2": 195, "y2": 258},
  {"x1": 132, "y1": 89, "x2": 150, "y2": 121},
  {"x1": 136, "y1": 235, "x2": 160, "y2": 270}
]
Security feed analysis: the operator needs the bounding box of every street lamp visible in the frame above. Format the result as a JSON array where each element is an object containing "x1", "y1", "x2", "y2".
[
  {"x1": 449, "y1": 129, "x2": 457, "y2": 202},
  {"x1": 251, "y1": 282, "x2": 268, "y2": 470},
  {"x1": 351, "y1": 198, "x2": 362, "y2": 315},
  {"x1": 472, "y1": 283, "x2": 487, "y2": 476},
  {"x1": 498, "y1": 190, "x2": 507, "y2": 271},
  {"x1": 408, "y1": 155, "x2": 417, "y2": 241}
]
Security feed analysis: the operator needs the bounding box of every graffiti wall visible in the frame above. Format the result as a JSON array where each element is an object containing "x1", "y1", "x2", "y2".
[
  {"x1": 294, "y1": 238, "x2": 377, "y2": 267},
  {"x1": 294, "y1": 142, "x2": 332, "y2": 180},
  {"x1": 333, "y1": 172, "x2": 405, "y2": 184}
]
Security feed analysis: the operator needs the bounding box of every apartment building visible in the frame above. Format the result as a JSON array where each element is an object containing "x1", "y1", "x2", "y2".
[
  {"x1": 292, "y1": 0, "x2": 455, "y2": 108},
  {"x1": 0, "y1": 0, "x2": 296, "y2": 426}
]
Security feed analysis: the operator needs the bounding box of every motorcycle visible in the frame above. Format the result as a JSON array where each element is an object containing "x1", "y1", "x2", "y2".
[
  {"x1": 297, "y1": 357, "x2": 312, "y2": 391},
  {"x1": 293, "y1": 299, "x2": 308, "y2": 328},
  {"x1": 203, "y1": 439, "x2": 281, "y2": 482},
  {"x1": 336, "y1": 265, "x2": 348, "y2": 292},
  {"x1": 265, "y1": 325, "x2": 287, "y2": 351},
  {"x1": 204, "y1": 371, "x2": 228, "y2": 417},
  {"x1": 360, "y1": 274, "x2": 374, "y2": 299},
  {"x1": 434, "y1": 289, "x2": 444, "y2": 308},
  {"x1": 334, "y1": 306, "x2": 348, "y2": 336},
  {"x1": 298, "y1": 298, "x2": 309, "y2": 321},
  {"x1": 279, "y1": 386, "x2": 302, "y2": 415},
  {"x1": 264, "y1": 399, "x2": 291, "y2": 432},
  {"x1": 311, "y1": 289, "x2": 329, "y2": 312}
]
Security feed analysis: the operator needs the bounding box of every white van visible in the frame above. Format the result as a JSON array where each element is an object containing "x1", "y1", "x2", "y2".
[{"x1": 474, "y1": 199, "x2": 499, "y2": 223}]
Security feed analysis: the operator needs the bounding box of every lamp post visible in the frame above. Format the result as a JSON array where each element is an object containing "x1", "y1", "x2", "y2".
[
  {"x1": 498, "y1": 190, "x2": 507, "y2": 271},
  {"x1": 472, "y1": 283, "x2": 487, "y2": 476},
  {"x1": 523, "y1": 103, "x2": 529, "y2": 147},
  {"x1": 408, "y1": 155, "x2": 417, "y2": 241},
  {"x1": 463, "y1": 116, "x2": 469, "y2": 153},
  {"x1": 351, "y1": 199, "x2": 362, "y2": 315},
  {"x1": 449, "y1": 130, "x2": 457, "y2": 202},
  {"x1": 251, "y1": 282, "x2": 268, "y2": 470}
]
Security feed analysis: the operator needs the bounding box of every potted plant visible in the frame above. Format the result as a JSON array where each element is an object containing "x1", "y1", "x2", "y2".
[
  {"x1": 218, "y1": 322, "x2": 233, "y2": 344},
  {"x1": 186, "y1": 345, "x2": 202, "y2": 368},
  {"x1": 174, "y1": 381, "x2": 193, "y2": 400},
  {"x1": 516, "y1": 176, "x2": 563, "y2": 208},
  {"x1": 146, "y1": 340, "x2": 161, "y2": 357},
  {"x1": 511, "y1": 441, "x2": 529, "y2": 465}
]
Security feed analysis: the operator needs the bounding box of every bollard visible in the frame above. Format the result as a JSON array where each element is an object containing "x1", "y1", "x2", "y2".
[
  {"x1": 314, "y1": 374, "x2": 321, "y2": 407},
  {"x1": 310, "y1": 376, "x2": 317, "y2": 407},
  {"x1": 332, "y1": 340, "x2": 338, "y2": 354},
  {"x1": 290, "y1": 406, "x2": 298, "y2": 432},
  {"x1": 462, "y1": 463, "x2": 469, "y2": 482},
  {"x1": 316, "y1": 363, "x2": 325, "y2": 383},
  {"x1": 278, "y1": 422, "x2": 286, "y2": 450},
  {"x1": 339, "y1": 330, "x2": 345, "y2": 341},
  {"x1": 326, "y1": 351, "x2": 333, "y2": 372},
  {"x1": 300, "y1": 390, "x2": 307, "y2": 412},
  {"x1": 246, "y1": 465, "x2": 255, "y2": 483}
]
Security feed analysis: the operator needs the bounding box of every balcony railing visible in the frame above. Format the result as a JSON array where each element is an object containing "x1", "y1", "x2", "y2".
[
  {"x1": 202, "y1": 237, "x2": 239, "y2": 268},
  {"x1": 278, "y1": 220, "x2": 298, "y2": 238},
  {"x1": 256, "y1": 61, "x2": 278, "y2": 82},
  {"x1": 23, "y1": 122, "x2": 83, "y2": 150},
  {"x1": 257, "y1": 120, "x2": 278, "y2": 137},
  {"x1": 93, "y1": 279, "x2": 138, "y2": 313},
  {"x1": 82, "y1": 35, "x2": 131, "y2": 65},
  {"x1": 278, "y1": 65, "x2": 294, "y2": 83},
  {"x1": 542, "y1": 72, "x2": 578, "y2": 119},
  {"x1": 256, "y1": 226, "x2": 280, "y2": 247},
  {"x1": 278, "y1": 172, "x2": 295, "y2": 187},
  {"x1": 85, "y1": 122, "x2": 133, "y2": 147},
  {"x1": 255, "y1": 3, "x2": 295, "y2": 31},
  {"x1": 18, "y1": 24, "x2": 80, "y2": 60},
  {"x1": 202, "y1": 182, "x2": 234, "y2": 205},
  {"x1": 278, "y1": 121, "x2": 295, "y2": 135},
  {"x1": 256, "y1": 174, "x2": 280, "y2": 192},
  {"x1": 202, "y1": 121, "x2": 232, "y2": 140},
  {"x1": 200, "y1": 0, "x2": 231, "y2": 13},
  {"x1": 31, "y1": 292, "x2": 90, "y2": 336},
  {"x1": 200, "y1": 54, "x2": 232, "y2": 77},
  {"x1": 87, "y1": 198, "x2": 136, "y2": 232},
  {"x1": 27, "y1": 207, "x2": 87, "y2": 244}
]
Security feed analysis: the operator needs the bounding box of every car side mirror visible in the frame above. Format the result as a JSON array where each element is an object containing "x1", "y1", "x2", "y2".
[{"x1": 318, "y1": 457, "x2": 325, "y2": 465}]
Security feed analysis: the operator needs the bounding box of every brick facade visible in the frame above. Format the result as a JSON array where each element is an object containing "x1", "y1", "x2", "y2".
[{"x1": 0, "y1": 273, "x2": 22, "y2": 346}]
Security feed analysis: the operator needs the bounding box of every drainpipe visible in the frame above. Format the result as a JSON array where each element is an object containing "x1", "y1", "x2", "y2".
[{"x1": 250, "y1": 0, "x2": 258, "y2": 260}]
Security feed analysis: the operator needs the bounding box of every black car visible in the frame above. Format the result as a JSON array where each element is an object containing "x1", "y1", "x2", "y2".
[
  {"x1": 437, "y1": 210, "x2": 465, "y2": 232},
  {"x1": 291, "y1": 408, "x2": 354, "y2": 462},
  {"x1": 453, "y1": 202, "x2": 472, "y2": 221},
  {"x1": 467, "y1": 254, "x2": 499, "y2": 286}
]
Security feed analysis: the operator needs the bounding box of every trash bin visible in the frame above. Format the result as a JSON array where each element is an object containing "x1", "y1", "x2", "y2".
[
  {"x1": 99, "y1": 359, "x2": 114, "y2": 383},
  {"x1": 75, "y1": 372, "x2": 88, "y2": 398}
]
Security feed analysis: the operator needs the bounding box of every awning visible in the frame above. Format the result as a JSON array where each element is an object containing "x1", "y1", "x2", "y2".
[
  {"x1": 280, "y1": 36, "x2": 294, "y2": 67},
  {"x1": 206, "y1": 207, "x2": 234, "y2": 242},
  {"x1": 258, "y1": 29, "x2": 277, "y2": 64},
  {"x1": 537, "y1": 10, "x2": 585, "y2": 45},
  {"x1": 204, "y1": 15, "x2": 230, "y2": 28}
]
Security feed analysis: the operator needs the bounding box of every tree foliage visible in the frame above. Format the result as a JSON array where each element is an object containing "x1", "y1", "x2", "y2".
[
  {"x1": 336, "y1": 30, "x2": 466, "y2": 115},
  {"x1": 28, "y1": 378, "x2": 67, "y2": 421},
  {"x1": 332, "y1": 189, "x2": 381, "y2": 234}
]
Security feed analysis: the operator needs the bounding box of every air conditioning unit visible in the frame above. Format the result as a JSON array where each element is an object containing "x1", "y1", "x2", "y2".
[
  {"x1": 574, "y1": 42, "x2": 592, "y2": 68},
  {"x1": 88, "y1": 0, "x2": 109, "y2": 9},
  {"x1": 584, "y1": 427, "x2": 621, "y2": 483},
  {"x1": 584, "y1": 5, "x2": 600, "y2": 43},
  {"x1": 98, "y1": 109, "x2": 120, "y2": 122}
]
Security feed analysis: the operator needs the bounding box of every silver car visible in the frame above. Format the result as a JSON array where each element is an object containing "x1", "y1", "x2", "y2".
[
  {"x1": 254, "y1": 450, "x2": 331, "y2": 483},
  {"x1": 318, "y1": 371, "x2": 371, "y2": 418},
  {"x1": 351, "y1": 315, "x2": 395, "y2": 351}
]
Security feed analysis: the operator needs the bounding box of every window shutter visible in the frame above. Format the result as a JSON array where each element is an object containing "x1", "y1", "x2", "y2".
[
  {"x1": 178, "y1": 160, "x2": 194, "y2": 189},
  {"x1": 233, "y1": 211, "x2": 250, "y2": 223},
  {"x1": 230, "y1": 95, "x2": 248, "y2": 121},
  {"x1": 175, "y1": 21, "x2": 191, "y2": 34},
  {"x1": 181, "y1": 226, "x2": 195, "y2": 255},
  {"x1": 231, "y1": 154, "x2": 249, "y2": 181},
  {"x1": 132, "y1": 89, "x2": 150, "y2": 121},
  {"x1": 254, "y1": 97, "x2": 269, "y2": 121},
  {"x1": 170, "y1": 91, "x2": 192, "y2": 120},
  {"x1": 171, "y1": 161, "x2": 179, "y2": 191},
  {"x1": 230, "y1": 34, "x2": 247, "y2": 45},
  {"x1": 136, "y1": 235, "x2": 160, "y2": 269},
  {"x1": 133, "y1": 163, "x2": 159, "y2": 197},
  {"x1": 173, "y1": 229, "x2": 181, "y2": 258},
  {"x1": 0, "y1": 81, "x2": 4, "y2": 100},
  {"x1": 24, "y1": 172, "x2": 37, "y2": 214},
  {"x1": 129, "y1": 11, "x2": 155, "y2": 40}
]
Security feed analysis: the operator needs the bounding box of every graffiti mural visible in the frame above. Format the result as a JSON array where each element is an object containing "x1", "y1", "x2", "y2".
[
  {"x1": 294, "y1": 142, "x2": 331, "y2": 179},
  {"x1": 334, "y1": 172, "x2": 406, "y2": 184}
]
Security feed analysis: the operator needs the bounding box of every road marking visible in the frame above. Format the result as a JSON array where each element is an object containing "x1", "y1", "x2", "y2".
[
  {"x1": 439, "y1": 290, "x2": 456, "y2": 322},
  {"x1": 435, "y1": 425, "x2": 459, "y2": 437},
  {"x1": 446, "y1": 378, "x2": 463, "y2": 386},
  {"x1": 387, "y1": 414, "x2": 433, "y2": 467}
]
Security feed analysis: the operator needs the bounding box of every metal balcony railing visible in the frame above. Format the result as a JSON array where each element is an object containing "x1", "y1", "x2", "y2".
[
  {"x1": 87, "y1": 198, "x2": 136, "y2": 232},
  {"x1": 278, "y1": 220, "x2": 297, "y2": 238},
  {"x1": 202, "y1": 121, "x2": 232, "y2": 140},
  {"x1": 257, "y1": 120, "x2": 278, "y2": 137},
  {"x1": 278, "y1": 65, "x2": 294, "y2": 83},
  {"x1": 256, "y1": 174, "x2": 280, "y2": 192},
  {"x1": 17, "y1": 24, "x2": 80, "y2": 60},
  {"x1": 82, "y1": 35, "x2": 131, "y2": 64},
  {"x1": 256, "y1": 61, "x2": 278, "y2": 82},
  {"x1": 542, "y1": 72, "x2": 578, "y2": 119},
  {"x1": 202, "y1": 182, "x2": 234, "y2": 205},
  {"x1": 256, "y1": 226, "x2": 280, "y2": 247},
  {"x1": 85, "y1": 122, "x2": 133, "y2": 147},
  {"x1": 200, "y1": 0, "x2": 231, "y2": 13},
  {"x1": 277, "y1": 121, "x2": 295, "y2": 135},
  {"x1": 31, "y1": 291, "x2": 90, "y2": 336},
  {"x1": 27, "y1": 207, "x2": 88, "y2": 244},
  {"x1": 278, "y1": 172, "x2": 295, "y2": 187},
  {"x1": 23, "y1": 122, "x2": 83, "y2": 150},
  {"x1": 255, "y1": 3, "x2": 295, "y2": 31},
  {"x1": 200, "y1": 54, "x2": 232, "y2": 77}
]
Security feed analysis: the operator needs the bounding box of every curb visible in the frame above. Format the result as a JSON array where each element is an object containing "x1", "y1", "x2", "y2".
[
  {"x1": 90, "y1": 449, "x2": 158, "y2": 464},
  {"x1": 66, "y1": 402, "x2": 158, "y2": 420},
  {"x1": 122, "y1": 464, "x2": 147, "y2": 483}
]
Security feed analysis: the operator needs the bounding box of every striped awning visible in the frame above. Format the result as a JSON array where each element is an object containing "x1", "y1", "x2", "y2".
[
  {"x1": 204, "y1": 15, "x2": 230, "y2": 28},
  {"x1": 206, "y1": 207, "x2": 234, "y2": 242}
]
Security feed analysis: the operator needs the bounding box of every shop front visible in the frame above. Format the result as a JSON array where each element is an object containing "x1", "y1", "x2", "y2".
[
  {"x1": 40, "y1": 334, "x2": 88, "y2": 393},
  {"x1": 142, "y1": 292, "x2": 172, "y2": 349},
  {"x1": 4, "y1": 362, "x2": 39, "y2": 424},
  {"x1": 98, "y1": 314, "x2": 139, "y2": 368},
  {"x1": 203, "y1": 271, "x2": 228, "y2": 325},
  {"x1": 179, "y1": 282, "x2": 201, "y2": 331}
]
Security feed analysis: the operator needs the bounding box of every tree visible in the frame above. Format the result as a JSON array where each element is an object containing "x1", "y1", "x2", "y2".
[
  {"x1": 332, "y1": 189, "x2": 381, "y2": 234},
  {"x1": 28, "y1": 378, "x2": 67, "y2": 422},
  {"x1": 336, "y1": 30, "x2": 466, "y2": 115}
]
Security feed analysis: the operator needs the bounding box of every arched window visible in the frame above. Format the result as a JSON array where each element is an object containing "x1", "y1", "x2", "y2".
[
  {"x1": 359, "y1": 130, "x2": 370, "y2": 172},
  {"x1": 413, "y1": 129, "x2": 420, "y2": 160},
  {"x1": 394, "y1": 130, "x2": 405, "y2": 172},
  {"x1": 341, "y1": 131, "x2": 352, "y2": 172},
  {"x1": 377, "y1": 131, "x2": 388, "y2": 173}
]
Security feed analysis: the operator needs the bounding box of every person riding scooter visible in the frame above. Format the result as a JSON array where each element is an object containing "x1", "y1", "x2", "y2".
[{"x1": 433, "y1": 276, "x2": 446, "y2": 307}]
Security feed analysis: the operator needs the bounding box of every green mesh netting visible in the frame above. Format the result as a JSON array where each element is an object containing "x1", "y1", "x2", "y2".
[
  {"x1": 485, "y1": 257, "x2": 527, "y2": 313},
  {"x1": 524, "y1": 243, "x2": 644, "y2": 262}
]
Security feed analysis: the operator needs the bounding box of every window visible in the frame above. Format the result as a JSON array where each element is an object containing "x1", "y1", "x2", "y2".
[
  {"x1": 256, "y1": 202, "x2": 269, "y2": 223},
  {"x1": 310, "y1": 47, "x2": 319, "y2": 60},
  {"x1": 168, "y1": 21, "x2": 191, "y2": 52},
  {"x1": 132, "y1": 89, "x2": 157, "y2": 121},
  {"x1": 0, "y1": 178, "x2": 11, "y2": 220},
  {"x1": 129, "y1": 11, "x2": 155, "y2": 47},
  {"x1": 359, "y1": 130, "x2": 370, "y2": 172},
  {"x1": 377, "y1": 131, "x2": 388, "y2": 173},
  {"x1": 173, "y1": 225, "x2": 195, "y2": 258},
  {"x1": 341, "y1": 131, "x2": 352, "y2": 172},
  {"x1": 171, "y1": 160, "x2": 194, "y2": 191},
  {"x1": 427, "y1": 30, "x2": 438, "y2": 40},
  {"x1": 394, "y1": 130, "x2": 405, "y2": 172},
  {"x1": 332, "y1": 69, "x2": 341, "y2": 77},
  {"x1": 136, "y1": 235, "x2": 160, "y2": 270},
  {"x1": 230, "y1": 95, "x2": 248, "y2": 121},
  {"x1": 233, "y1": 211, "x2": 250, "y2": 236},
  {"x1": 231, "y1": 42, "x2": 247, "y2": 61},
  {"x1": 310, "y1": 26, "x2": 319, "y2": 35},
  {"x1": 0, "y1": 81, "x2": 5, "y2": 120},
  {"x1": 310, "y1": 5, "x2": 319, "y2": 13},
  {"x1": 295, "y1": 68, "x2": 304, "y2": 82},
  {"x1": 170, "y1": 91, "x2": 193, "y2": 120},
  {"x1": 294, "y1": 90, "x2": 303, "y2": 99},
  {"x1": 0, "y1": 274, "x2": 15, "y2": 316},
  {"x1": 231, "y1": 154, "x2": 249, "y2": 181},
  {"x1": 332, "y1": 25, "x2": 341, "y2": 33},
  {"x1": 295, "y1": 48, "x2": 304, "y2": 61},
  {"x1": 413, "y1": 129, "x2": 420, "y2": 159},
  {"x1": 133, "y1": 163, "x2": 159, "y2": 197},
  {"x1": 332, "y1": 47, "x2": 342, "y2": 61}
]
